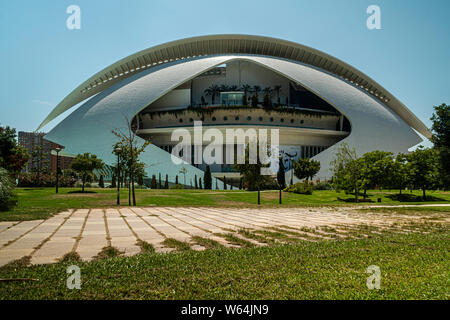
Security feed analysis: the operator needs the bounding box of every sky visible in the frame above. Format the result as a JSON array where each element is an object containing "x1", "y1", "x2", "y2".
[{"x1": 0, "y1": 0, "x2": 449, "y2": 148}]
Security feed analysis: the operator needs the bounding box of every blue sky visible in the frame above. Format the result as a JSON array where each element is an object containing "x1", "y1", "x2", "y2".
[{"x1": 1, "y1": 0, "x2": 449, "y2": 147}]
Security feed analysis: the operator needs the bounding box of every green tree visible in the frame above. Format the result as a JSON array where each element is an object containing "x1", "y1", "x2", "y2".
[
  {"x1": 241, "y1": 84, "x2": 251, "y2": 96},
  {"x1": 204, "y1": 165, "x2": 212, "y2": 189},
  {"x1": 0, "y1": 167, "x2": 15, "y2": 210},
  {"x1": 71, "y1": 153, "x2": 104, "y2": 192},
  {"x1": 430, "y1": 103, "x2": 450, "y2": 188},
  {"x1": 151, "y1": 175, "x2": 157, "y2": 189},
  {"x1": 111, "y1": 173, "x2": 116, "y2": 188},
  {"x1": 135, "y1": 163, "x2": 146, "y2": 186},
  {"x1": 233, "y1": 143, "x2": 272, "y2": 191},
  {"x1": 407, "y1": 146, "x2": 440, "y2": 199},
  {"x1": 251, "y1": 95, "x2": 258, "y2": 107},
  {"x1": 331, "y1": 143, "x2": 364, "y2": 202},
  {"x1": 262, "y1": 87, "x2": 273, "y2": 109},
  {"x1": 276, "y1": 157, "x2": 286, "y2": 189},
  {"x1": 98, "y1": 175, "x2": 104, "y2": 188},
  {"x1": 219, "y1": 84, "x2": 229, "y2": 93},
  {"x1": 359, "y1": 151, "x2": 395, "y2": 197},
  {"x1": 241, "y1": 84, "x2": 252, "y2": 106},
  {"x1": 252, "y1": 85, "x2": 261, "y2": 99},
  {"x1": 390, "y1": 153, "x2": 411, "y2": 194},
  {"x1": 31, "y1": 145, "x2": 49, "y2": 186},
  {"x1": 293, "y1": 158, "x2": 321, "y2": 182},
  {"x1": 112, "y1": 116, "x2": 150, "y2": 206},
  {"x1": 0, "y1": 126, "x2": 29, "y2": 178}
]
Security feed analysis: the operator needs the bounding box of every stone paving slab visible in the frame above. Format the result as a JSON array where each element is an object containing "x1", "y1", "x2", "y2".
[
  {"x1": 0, "y1": 206, "x2": 406, "y2": 266},
  {"x1": 0, "y1": 222, "x2": 16, "y2": 234}
]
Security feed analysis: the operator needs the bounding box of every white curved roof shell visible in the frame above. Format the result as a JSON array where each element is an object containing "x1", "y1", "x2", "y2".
[
  {"x1": 44, "y1": 53, "x2": 422, "y2": 181},
  {"x1": 40, "y1": 34, "x2": 430, "y2": 139}
]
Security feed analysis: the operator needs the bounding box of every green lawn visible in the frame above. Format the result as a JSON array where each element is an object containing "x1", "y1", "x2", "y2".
[
  {"x1": 0, "y1": 226, "x2": 448, "y2": 299},
  {"x1": 1, "y1": 187, "x2": 449, "y2": 221}
]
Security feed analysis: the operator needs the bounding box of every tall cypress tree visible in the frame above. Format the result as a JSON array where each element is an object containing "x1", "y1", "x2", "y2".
[
  {"x1": 151, "y1": 175, "x2": 157, "y2": 189},
  {"x1": 111, "y1": 173, "x2": 116, "y2": 188},
  {"x1": 204, "y1": 165, "x2": 212, "y2": 189},
  {"x1": 98, "y1": 175, "x2": 104, "y2": 188},
  {"x1": 277, "y1": 157, "x2": 286, "y2": 189}
]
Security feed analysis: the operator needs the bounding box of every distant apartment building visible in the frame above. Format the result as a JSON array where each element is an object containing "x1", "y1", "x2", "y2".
[{"x1": 18, "y1": 131, "x2": 72, "y2": 173}]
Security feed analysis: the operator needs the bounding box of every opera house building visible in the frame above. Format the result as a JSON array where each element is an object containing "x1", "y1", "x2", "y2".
[{"x1": 39, "y1": 35, "x2": 430, "y2": 188}]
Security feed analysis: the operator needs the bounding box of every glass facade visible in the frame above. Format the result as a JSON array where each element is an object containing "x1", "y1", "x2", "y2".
[{"x1": 220, "y1": 92, "x2": 244, "y2": 106}]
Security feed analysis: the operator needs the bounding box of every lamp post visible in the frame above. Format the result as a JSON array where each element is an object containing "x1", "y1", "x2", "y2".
[
  {"x1": 115, "y1": 147, "x2": 122, "y2": 205},
  {"x1": 54, "y1": 147, "x2": 63, "y2": 194},
  {"x1": 278, "y1": 155, "x2": 283, "y2": 204},
  {"x1": 290, "y1": 157, "x2": 294, "y2": 185},
  {"x1": 257, "y1": 184, "x2": 260, "y2": 205}
]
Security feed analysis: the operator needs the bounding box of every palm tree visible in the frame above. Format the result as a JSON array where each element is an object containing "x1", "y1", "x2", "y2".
[
  {"x1": 263, "y1": 86, "x2": 273, "y2": 97},
  {"x1": 229, "y1": 85, "x2": 239, "y2": 91},
  {"x1": 274, "y1": 85, "x2": 282, "y2": 105},
  {"x1": 204, "y1": 85, "x2": 220, "y2": 105},
  {"x1": 219, "y1": 84, "x2": 229, "y2": 92},
  {"x1": 241, "y1": 84, "x2": 252, "y2": 96},
  {"x1": 240, "y1": 84, "x2": 251, "y2": 106},
  {"x1": 263, "y1": 87, "x2": 273, "y2": 109},
  {"x1": 252, "y1": 85, "x2": 261, "y2": 99}
]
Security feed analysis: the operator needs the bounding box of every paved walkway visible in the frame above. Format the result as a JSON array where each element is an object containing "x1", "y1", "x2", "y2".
[{"x1": 0, "y1": 206, "x2": 407, "y2": 266}]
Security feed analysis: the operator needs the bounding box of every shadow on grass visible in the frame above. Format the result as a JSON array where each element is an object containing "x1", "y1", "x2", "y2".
[
  {"x1": 337, "y1": 197, "x2": 374, "y2": 203},
  {"x1": 386, "y1": 193, "x2": 445, "y2": 202},
  {"x1": 67, "y1": 190, "x2": 97, "y2": 194},
  {"x1": 0, "y1": 197, "x2": 18, "y2": 212}
]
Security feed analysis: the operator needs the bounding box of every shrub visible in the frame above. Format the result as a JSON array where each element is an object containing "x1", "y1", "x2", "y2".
[
  {"x1": 0, "y1": 168, "x2": 15, "y2": 210},
  {"x1": 170, "y1": 184, "x2": 184, "y2": 189},
  {"x1": 17, "y1": 172, "x2": 75, "y2": 188},
  {"x1": 284, "y1": 181, "x2": 313, "y2": 195}
]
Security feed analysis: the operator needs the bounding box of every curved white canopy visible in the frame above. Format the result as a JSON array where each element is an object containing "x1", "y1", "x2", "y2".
[{"x1": 39, "y1": 34, "x2": 431, "y2": 138}]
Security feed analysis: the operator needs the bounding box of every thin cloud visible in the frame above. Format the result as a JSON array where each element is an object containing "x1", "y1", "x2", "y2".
[{"x1": 32, "y1": 100, "x2": 54, "y2": 107}]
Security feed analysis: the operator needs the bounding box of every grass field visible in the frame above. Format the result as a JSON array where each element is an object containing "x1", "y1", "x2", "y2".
[
  {"x1": 0, "y1": 220, "x2": 448, "y2": 300},
  {"x1": 0, "y1": 188, "x2": 448, "y2": 300},
  {"x1": 1, "y1": 187, "x2": 449, "y2": 221}
]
